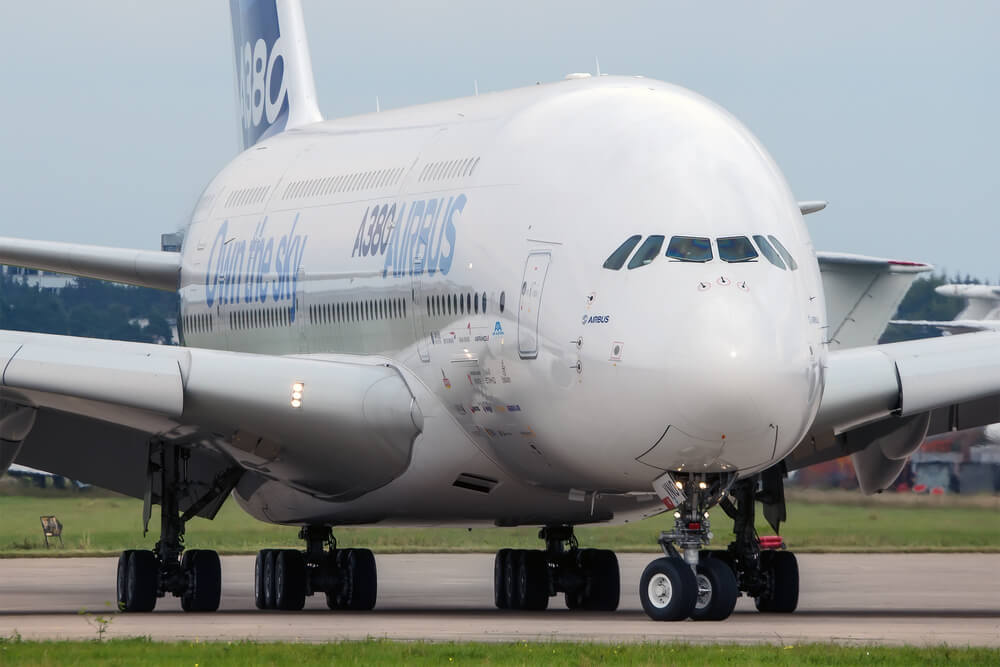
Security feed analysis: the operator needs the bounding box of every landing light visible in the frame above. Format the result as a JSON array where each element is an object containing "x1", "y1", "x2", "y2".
[
  {"x1": 698, "y1": 481, "x2": 708, "y2": 490},
  {"x1": 674, "y1": 481, "x2": 684, "y2": 489},
  {"x1": 291, "y1": 381, "x2": 305, "y2": 408},
  {"x1": 673, "y1": 512, "x2": 681, "y2": 519}
]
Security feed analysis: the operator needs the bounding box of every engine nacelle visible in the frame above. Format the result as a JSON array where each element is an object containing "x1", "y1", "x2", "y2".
[{"x1": 849, "y1": 412, "x2": 930, "y2": 494}]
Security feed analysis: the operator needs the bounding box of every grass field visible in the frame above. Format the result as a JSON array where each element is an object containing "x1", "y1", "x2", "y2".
[
  {"x1": 1, "y1": 638, "x2": 998, "y2": 666},
  {"x1": 1, "y1": 488, "x2": 998, "y2": 556}
]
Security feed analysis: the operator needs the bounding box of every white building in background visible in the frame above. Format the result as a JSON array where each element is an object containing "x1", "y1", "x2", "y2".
[{"x1": 1, "y1": 266, "x2": 76, "y2": 290}]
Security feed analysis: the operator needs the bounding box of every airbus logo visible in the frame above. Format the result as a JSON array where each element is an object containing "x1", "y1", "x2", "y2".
[{"x1": 582, "y1": 314, "x2": 611, "y2": 325}]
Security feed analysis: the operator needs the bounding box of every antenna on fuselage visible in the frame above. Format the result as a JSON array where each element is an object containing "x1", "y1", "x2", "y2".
[
  {"x1": 376, "y1": 96, "x2": 381, "y2": 112},
  {"x1": 595, "y1": 57, "x2": 601, "y2": 77},
  {"x1": 474, "y1": 80, "x2": 479, "y2": 96}
]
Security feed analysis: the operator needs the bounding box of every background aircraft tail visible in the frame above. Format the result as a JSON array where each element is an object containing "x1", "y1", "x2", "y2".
[{"x1": 230, "y1": 0, "x2": 322, "y2": 150}]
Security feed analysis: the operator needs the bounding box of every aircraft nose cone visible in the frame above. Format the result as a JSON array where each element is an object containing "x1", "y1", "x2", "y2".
[{"x1": 657, "y1": 292, "x2": 813, "y2": 469}]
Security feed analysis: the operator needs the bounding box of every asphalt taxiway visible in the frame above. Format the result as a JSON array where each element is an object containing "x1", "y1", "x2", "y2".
[{"x1": 0, "y1": 553, "x2": 998, "y2": 645}]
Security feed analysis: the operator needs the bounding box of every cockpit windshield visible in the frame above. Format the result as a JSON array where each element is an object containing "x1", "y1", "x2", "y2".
[
  {"x1": 666, "y1": 236, "x2": 713, "y2": 262},
  {"x1": 717, "y1": 236, "x2": 758, "y2": 263},
  {"x1": 603, "y1": 235, "x2": 642, "y2": 270},
  {"x1": 627, "y1": 235, "x2": 665, "y2": 269}
]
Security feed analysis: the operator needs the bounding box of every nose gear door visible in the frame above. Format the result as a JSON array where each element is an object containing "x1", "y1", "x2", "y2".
[{"x1": 517, "y1": 251, "x2": 551, "y2": 359}]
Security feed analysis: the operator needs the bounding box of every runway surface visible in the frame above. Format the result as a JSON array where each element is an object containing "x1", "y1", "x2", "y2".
[{"x1": 1, "y1": 553, "x2": 998, "y2": 645}]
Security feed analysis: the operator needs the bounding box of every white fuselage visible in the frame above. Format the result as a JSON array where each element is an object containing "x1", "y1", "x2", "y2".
[{"x1": 177, "y1": 76, "x2": 827, "y2": 526}]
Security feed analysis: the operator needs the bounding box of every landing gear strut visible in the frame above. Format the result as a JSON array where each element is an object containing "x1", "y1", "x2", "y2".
[
  {"x1": 254, "y1": 525, "x2": 377, "y2": 611},
  {"x1": 116, "y1": 444, "x2": 223, "y2": 612},
  {"x1": 638, "y1": 470, "x2": 799, "y2": 621},
  {"x1": 494, "y1": 525, "x2": 619, "y2": 611}
]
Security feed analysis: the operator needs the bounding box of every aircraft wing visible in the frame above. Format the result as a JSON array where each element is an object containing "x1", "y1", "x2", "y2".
[
  {"x1": 786, "y1": 331, "x2": 1000, "y2": 493},
  {"x1": 0, "y1": 330, "x2": 424, "y2": 509},
  {"x1": 889, "y1": 319, "x2": 1000, "y2": 334},
  {"x1": 0, "y1": 237, "x2": 180, "y2": 291}
]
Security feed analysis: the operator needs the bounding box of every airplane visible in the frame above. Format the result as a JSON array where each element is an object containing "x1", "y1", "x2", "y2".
[
  {"x1": 2, "y1": 0, "x2": 1000, "y2": 622},
  {"x1": 892, "y1": 283, "x2": 1000, "y2": 334}
]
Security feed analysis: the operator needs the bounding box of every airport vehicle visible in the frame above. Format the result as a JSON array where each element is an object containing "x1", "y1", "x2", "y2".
[{"x1": 2, "y1": 0, "x2": 1000, "y2": 621}]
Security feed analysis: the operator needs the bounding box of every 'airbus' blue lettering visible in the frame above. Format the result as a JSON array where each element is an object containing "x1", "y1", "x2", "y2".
[{"x1": 369, "y1": 193, "x2": 464, "y2": 278}]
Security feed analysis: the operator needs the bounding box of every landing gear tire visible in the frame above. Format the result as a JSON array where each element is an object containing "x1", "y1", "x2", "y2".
[
  {"x1": 576, "y1": 548, "x2": 620, "y2": 611},
  {"x1": 275, "y1": 550, "x2": 307, "y2": 611},
  {"x1": 639, "y1": 557, "x2": 697, "y2": 621},
  {"x1": 755, "y1": 550, "x2": 799, "y2": 613},
  {"x1": 262, "y1": 549, "x2": 278, "y2": 610},
  {"x1": 254, "y1": 549, "x2": 274, "y2": 610},
  {"x1": 515, "y1": 550, "x2": 549, "y2": 611},
  {"x1": 118, "y1": 549, "x2": 158, "y2": 613},
  {"x1": 180, "y1": 549, "x2": 222, "y2": 612},
  {"x1": 690, "y1": 556, "x2": 738, "y2": 621},
  {"x1": 326, "y1": 548, "x2": 377, "y2": 611},
  {"x1": 494, "y1": 548, "x2": 511, "y2": 609}
]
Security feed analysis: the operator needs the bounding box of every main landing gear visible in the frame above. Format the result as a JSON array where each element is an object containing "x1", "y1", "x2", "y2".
[
  {"x1": 638, "y1": 471, "x2": 800, "y2": 621},
  {"x1": 117, "y1": 444, "x2": 223, "y2": 612},
  {"x1": 254, "y1": 525, "x2": 377, "y2": 611},
  {"x1": 494, "y1": 525, "x2": 620, "y2": 611}
]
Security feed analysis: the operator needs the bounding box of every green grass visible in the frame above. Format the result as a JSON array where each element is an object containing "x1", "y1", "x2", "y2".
[
  {"x1": 0, "y1": 638, "x2": 997, "y2": 666},
  {"x1": 1, "y1": 490, "x2": 999, "y2": 556}
]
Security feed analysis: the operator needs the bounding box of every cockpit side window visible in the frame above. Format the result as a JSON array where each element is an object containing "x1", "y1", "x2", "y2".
[
  {"x1": 717, "y1": 236, "x2": 758, "y2": 263},
  {"x1": 666, "y1": 236, "x2": 713, "y2": 262},
  {"x1": 603, "y1": 235, "x2": 642, "y2": 270},
  {"x1": 752, "y1": 235, "x2": 786, "y2": 270},
  {"x1": 768, "y1": 235, "x2": 799, "y2": 270},
  {"x1": 627, "y1": 235, "x2": 665, "y2": 269}
]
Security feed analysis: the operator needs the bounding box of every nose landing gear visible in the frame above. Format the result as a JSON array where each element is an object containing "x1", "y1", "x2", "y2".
[{"x1": 639, "y1": 470, "x2": 798, "y2": 621}]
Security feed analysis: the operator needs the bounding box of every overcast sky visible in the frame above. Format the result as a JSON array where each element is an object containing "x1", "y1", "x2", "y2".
[{"x1": 1, "y1": 2, "x2": 997, "y2": 280}]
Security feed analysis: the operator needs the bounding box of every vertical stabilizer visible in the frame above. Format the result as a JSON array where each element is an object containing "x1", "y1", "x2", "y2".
[{"x1": 230, "y1": 0, "x2": 322, "y2": 150}]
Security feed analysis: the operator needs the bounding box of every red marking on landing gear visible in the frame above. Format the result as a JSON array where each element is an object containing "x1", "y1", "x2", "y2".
[{"x1": 758, "y1": 536, "x2": 785, "y2": 550}]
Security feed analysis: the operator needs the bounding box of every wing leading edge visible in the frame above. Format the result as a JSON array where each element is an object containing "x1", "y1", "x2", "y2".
[
  {"x1": 0, "y1": 330, "x2": 424, "y2": 502},
  {"x1": 788, "y1": 331, "x2": 1000, "y2": 493}
]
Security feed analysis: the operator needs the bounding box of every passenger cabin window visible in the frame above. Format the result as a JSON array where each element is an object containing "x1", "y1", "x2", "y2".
[
  {"x1": 627, "y1": 235, "x2": 665, "y2": 269},
  {"x1": 717, "y1": 236, "x2": 758, "y2": 263},
  {"x1": 752, "y1": 235, "x2": 786, "y2": 270},
  {"x1": 768, "y1": 235, "x2": 798, "y2": 270},
  {"x1": 666, "y1": 236, "x2": 713, "y2": 262},
  {"x1": 603, "y1": 235, "x2": 642, "y2": 270}
]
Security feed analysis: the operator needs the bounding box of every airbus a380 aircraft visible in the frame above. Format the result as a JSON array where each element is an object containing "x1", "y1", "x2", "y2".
[{"x1": 2, "y1": 1, "x2": 1000, "y2": 622}]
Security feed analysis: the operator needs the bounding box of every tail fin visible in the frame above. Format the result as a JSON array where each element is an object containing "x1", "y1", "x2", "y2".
[{"x1": 230, "y1": 0, "x2": 322, "y2": 150}]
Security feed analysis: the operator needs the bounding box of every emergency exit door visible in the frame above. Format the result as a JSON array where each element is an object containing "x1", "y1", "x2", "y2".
[{"x1": 517, "y1": 252, "x2": 551, "y2": 359}]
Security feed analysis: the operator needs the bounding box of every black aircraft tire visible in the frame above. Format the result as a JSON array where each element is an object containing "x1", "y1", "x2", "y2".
[
  {"x1": 116, "y1": 550, "x2": 137, "y2": 612},
  {"x1": 516, "y1": 549, "x2": 549, "y2": 611},
  {"x1": 254, "y1": 549, "x2": 274, "y2": 609},
  {"x1": 639, "y1": 557, "x2": 697, "y2": 621},
  {"x1": 275, "y1": 549, "x2": 307, "y2": 611},
  {"x1": 494, "y1": 549, "x2": 512, "y2": 609},
  {"x1": 690, "y1": 557, "x2": 738, "y2": 621},
  {"x1": 181, "y1": 549, "x2": 222, "y2": 613},
  {"x1": 578, "y1": 548, "x2": 620, "y2": 611},
  {"x1": 261, "y1": 549, "x2": 278, "y2": 610},
  {"x1": 755, "y1": 551, "x2": 799, "y2": 613},
  {"x1": 504, "y1": 549, "x2": 523, "y2": 609},
  {"x1": 341, "y1": 548, "x2": 378, "y2": 611},
  {"x1": 124, "y1": 550, "x2": 158, "y2": 613}
]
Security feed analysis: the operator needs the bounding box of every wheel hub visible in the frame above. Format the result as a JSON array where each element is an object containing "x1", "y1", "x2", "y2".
[{"x1": 647, "y1": 572, "x2": 674, "y2": 609}]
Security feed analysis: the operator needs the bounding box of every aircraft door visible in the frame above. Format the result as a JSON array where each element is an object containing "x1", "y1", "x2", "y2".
[
  {"x1": 411, "y1": 248, "x2": 430, "y2": 362},
  {"x1": 517, "y1": 251, "x2": 551, "y2": 359}
]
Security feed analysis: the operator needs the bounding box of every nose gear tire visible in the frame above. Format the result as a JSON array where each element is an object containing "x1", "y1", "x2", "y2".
[
  {"x1": 640, "y1": 557, "x2": 698, "y2": 621},
  {"x1": 690, "y1": 556, "x2": 738, "y2": 621}
]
